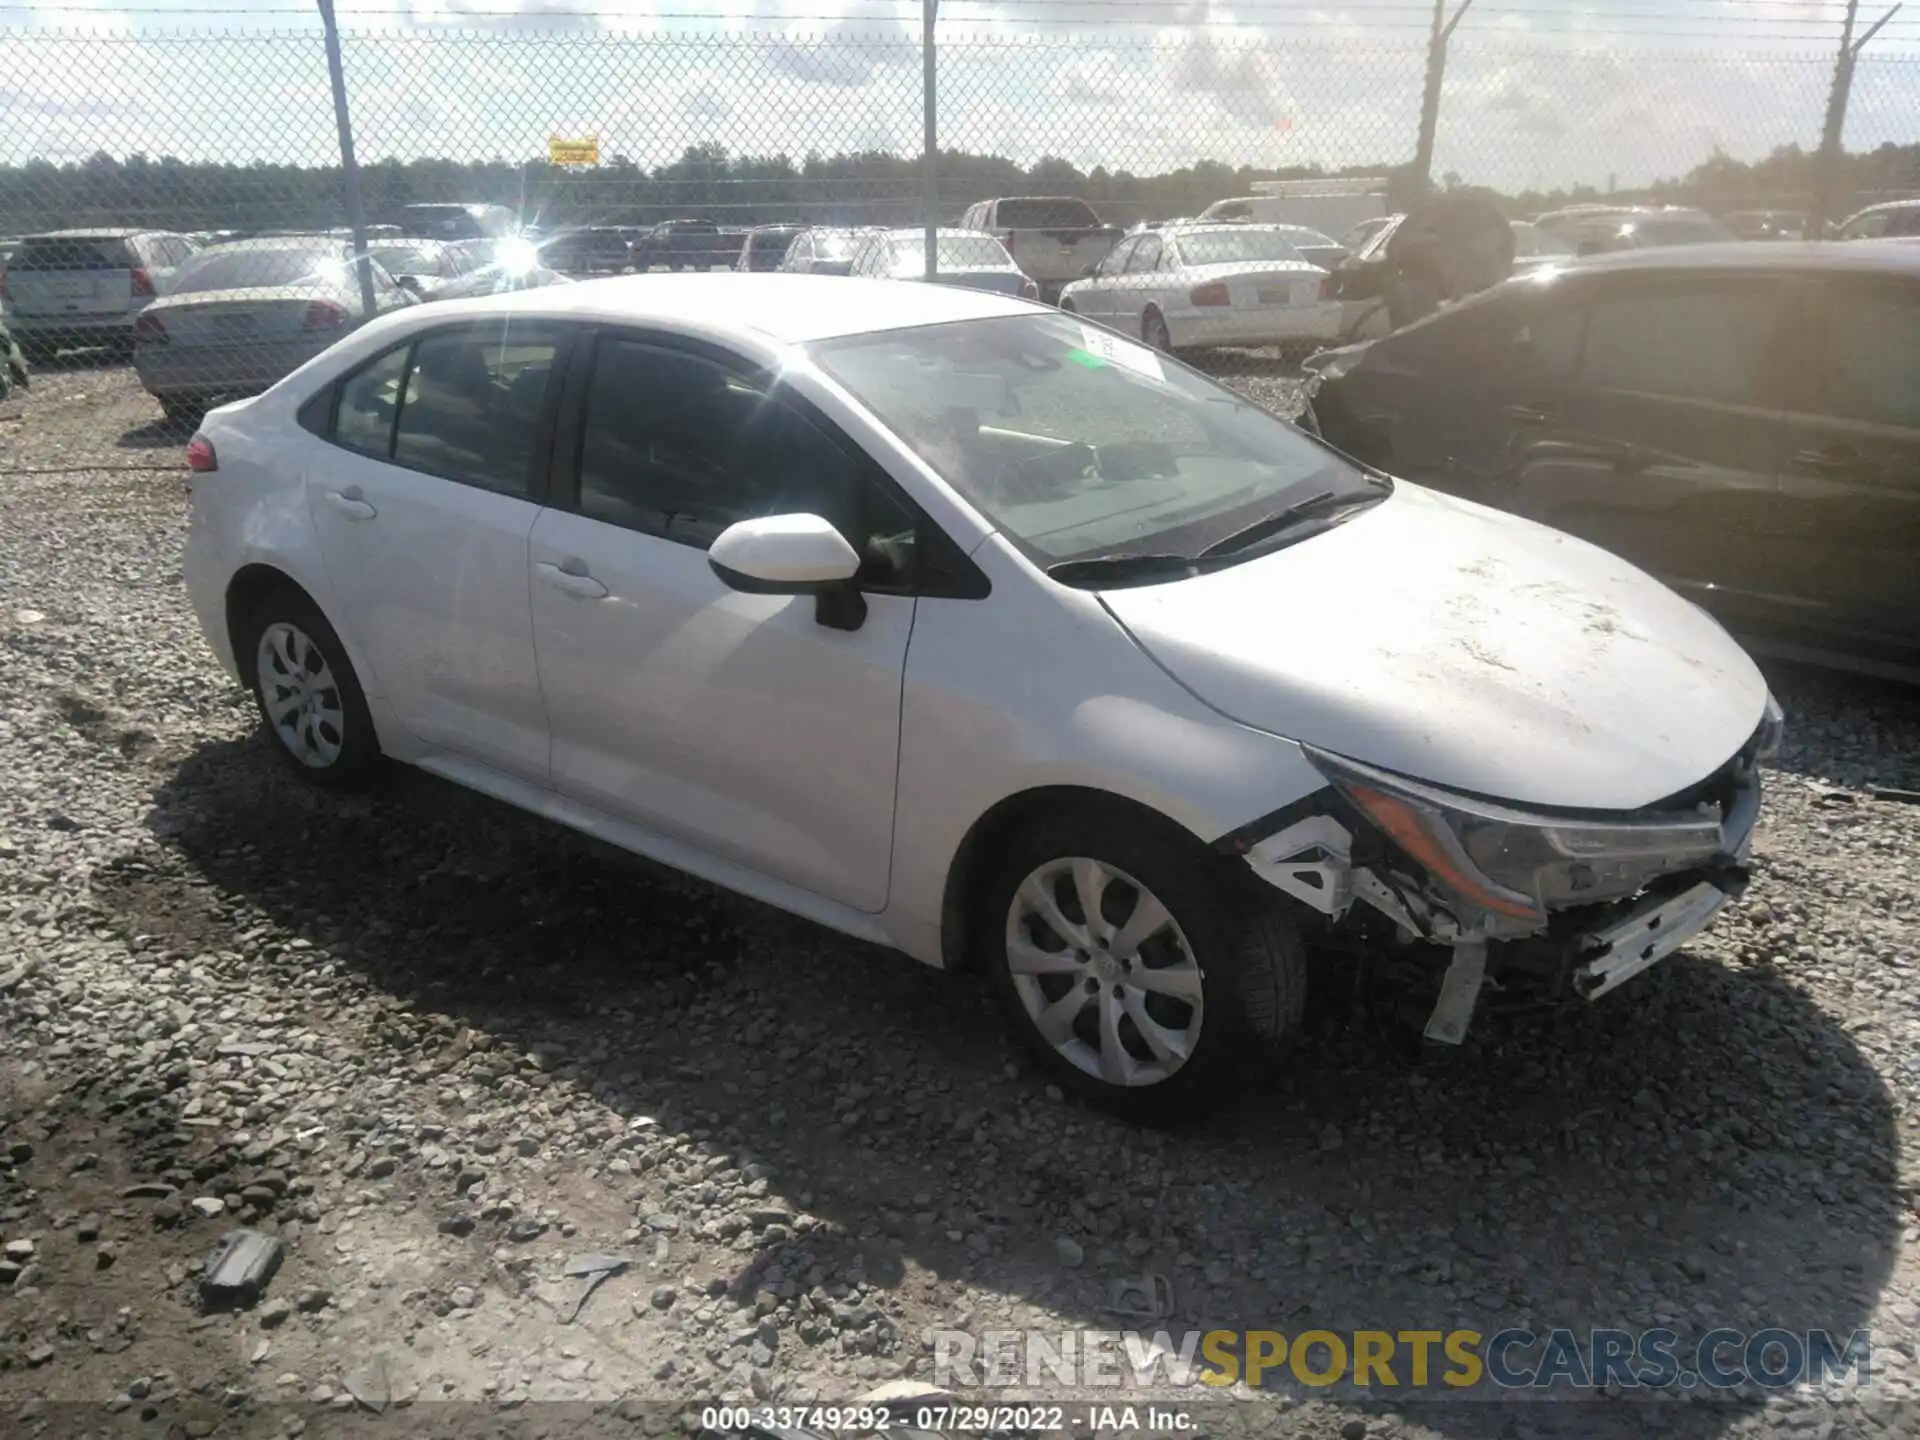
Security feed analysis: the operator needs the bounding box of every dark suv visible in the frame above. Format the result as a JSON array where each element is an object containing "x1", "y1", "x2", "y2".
[{"x1": 1306, "y1": 242, "x2": 1920, "y2": 681}]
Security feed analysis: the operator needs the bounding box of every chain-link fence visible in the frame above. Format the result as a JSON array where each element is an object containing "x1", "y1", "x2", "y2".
[{"x1": 0, "y1": 9, "x2": 1916, "y2": 434}]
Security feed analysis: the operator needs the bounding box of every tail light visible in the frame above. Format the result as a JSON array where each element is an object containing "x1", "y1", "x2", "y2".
[
  {"x1": 303, "y1": 299, "x2": 349, "y2": 330},
  {"x1": 1189, "y1": 281, "x2": 1231, "y2": 307},
  {"x1": 133, "y1": 312, "x2": 168, "y2": 346},
  {"x1": 185, "y1": 435, "x2": 217, "y2": 472},
  {"x1": 130, "y1": 267, "x2": 156, "y2": 298},
  {"x1": 1020, "y1": 278, "x2": 1039, "y2": 301}
]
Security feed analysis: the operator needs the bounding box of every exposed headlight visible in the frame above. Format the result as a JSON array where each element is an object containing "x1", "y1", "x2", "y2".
[
  {"x1": 1755, "y1": 693, "x2": 1785, "y2": 763},
  {"x1": 1303, "y1": 747, "x2": 1728, "y2": 924}
]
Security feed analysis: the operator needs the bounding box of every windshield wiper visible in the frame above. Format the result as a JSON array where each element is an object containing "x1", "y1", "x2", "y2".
[
  {"x1": 1197, "y1": 486, "x2": 1388, "y2": 560},
  {"x1": 1044, "y1": 552, "x2": 1199, "y2": 587}
]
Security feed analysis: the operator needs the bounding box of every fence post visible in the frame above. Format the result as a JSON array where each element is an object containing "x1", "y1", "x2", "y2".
[
  {"x1": 922, "y1": 0, "x2": 939, "y2": 280},
  {"x1": 1810, "y1": 1, "x2": 1902, "y2": 235},
  {"x1": 1411, "y1": 0, "x2": 1475, "y2": 195},
  {"x1": 317, "y1": 0, "x2": 379, "y2": 317}
]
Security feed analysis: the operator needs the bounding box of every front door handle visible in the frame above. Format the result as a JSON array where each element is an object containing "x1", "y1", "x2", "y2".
[
  {"x1": 1505, "y1": 403, "x2": 1555, "y2": 425},
  {"x1": 535, "y1": 559, "x2": 609, "y2": 600},
  {"x1": 323, "y1": 488, "x2": 376, "y2": 521}
]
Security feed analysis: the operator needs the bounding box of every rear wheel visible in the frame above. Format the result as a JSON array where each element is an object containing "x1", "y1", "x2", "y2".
[
  {"x1": 980, "y1": 806, "x2": 1305, "y2": 1122},
  {"x1": 243, "y1": 589, "x2": 381, "y2": 789},
  {"x1": 159, "y1": 394, "x2": 205, "y2": 428},
  {"x1": 1142, "y1": 307, "x2": 1173, "y2": 353}
]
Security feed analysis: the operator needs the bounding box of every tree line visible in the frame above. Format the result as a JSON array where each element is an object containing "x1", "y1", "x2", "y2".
[{"x1": 0, "y1": 140, "x2": 1913, "y2": 235}]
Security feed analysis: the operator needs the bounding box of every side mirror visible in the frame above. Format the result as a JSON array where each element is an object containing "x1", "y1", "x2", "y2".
[{"x1": 707, "y1": 513, "x2": 867, "y2": 631}]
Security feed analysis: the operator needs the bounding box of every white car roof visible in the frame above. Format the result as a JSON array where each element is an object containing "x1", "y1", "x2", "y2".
[{"x1": 389, "y1": 271, "x2": 1034, "y2": 346}]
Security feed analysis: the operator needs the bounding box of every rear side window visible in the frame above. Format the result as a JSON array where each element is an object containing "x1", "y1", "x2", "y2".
[
  {"x1": 390, "y1": 330, "x2": 563, "y2": 495},
  {"x1": 9, "y1": 236, "x2": 130, "y2": 270},
  {"x1": 996, "y1": 199, "x2": 1100, "y2": 229},
  {"x1": 1578, "y1": 286, "x2": 1777, "y2": 403},
  {"x1": 333, "y1": 344, "x2": 412, "y2": 457},
  {"x1": 1822, "y1": 284, "x2": 1920, "y2": 429}
]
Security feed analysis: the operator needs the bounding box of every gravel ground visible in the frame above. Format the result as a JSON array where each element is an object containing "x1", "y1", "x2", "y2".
[{"x1": 2, "y1": 360, "x2": 1920, "y2": 1440}]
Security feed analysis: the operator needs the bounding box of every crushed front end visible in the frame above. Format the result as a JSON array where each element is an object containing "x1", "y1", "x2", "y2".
[{"x1": 1220, "y1": 696, "x2": 1781, "y2": 1045}]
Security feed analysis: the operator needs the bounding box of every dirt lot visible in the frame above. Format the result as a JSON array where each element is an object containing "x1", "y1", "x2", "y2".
[{"x1": 3, "y1": 359, "x2": 1920, "y2": 1439}]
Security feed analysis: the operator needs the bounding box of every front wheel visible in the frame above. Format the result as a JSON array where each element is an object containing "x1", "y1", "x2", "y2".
[
  {"x1": 244, "y1": 589, "x2": 381, "y2": 789},
  {"x1": 980, "y1": 807, "x2": 1305, "y2": 1121},
  {"x1": 1142, "y1": 307, "x2": 1173, "y2": 353}
]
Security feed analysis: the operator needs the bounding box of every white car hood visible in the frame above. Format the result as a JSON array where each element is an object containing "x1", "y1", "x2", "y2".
[{"x1": 1097, "y1": 484, "x2": 1769, "y2": 811}]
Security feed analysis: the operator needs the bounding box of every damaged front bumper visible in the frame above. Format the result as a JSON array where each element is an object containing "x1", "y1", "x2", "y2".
[{"x1": 1226, "y1": 703, "x2": 1776, "y2": 1044}]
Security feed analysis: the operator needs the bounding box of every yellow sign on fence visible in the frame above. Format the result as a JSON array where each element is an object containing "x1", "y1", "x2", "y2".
[{"x1": 548, "y1": 135, "x2": 600, "y2": 166}]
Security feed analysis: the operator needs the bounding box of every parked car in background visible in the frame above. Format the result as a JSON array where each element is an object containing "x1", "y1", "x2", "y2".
[
  {"x1": 1322, "y1": 193, "x2": 1515, "y2": 341},
  {"x1": 1721, "y1": 210, "x2": 1805, "y2": 241},
  {"x1": 181, "y1": 273, "x2": 1775, "y2": 1117},
  {"x1": 367, "y1": 239, "x2": 476, "y2": 297},
  {"x1": 849, "y1": 229, "x2": 1036, "y2": 298},
  {"x1": 1058, "y1": 223, "x2": 1340, "y2": 352},
  {"x1": 1833, "y1": 198, "x2": 1920, "y2": 241},
  {"x1": 735, "y1": 224, "x2": 805, "y2": 273},
  {"x1": 1340, "y1": 215, "x2": 1397, "y2": 252},
  {"x1": 537, "y1": 227, "x2": 638, "y2": 276},
  {"x1": 426, "y1": 262, "x2": 572, "y2": 302},
  {"x1": 776, "y1": 227, "x2": 872, "y2": 276},
  {"x1": 1198, "y1": 181, "x2": 1391, "y2": 239},
  {"x1": 634, "y1": 219, "x2": 740, "y2": 271},
  {"x1": 2, "y1": 229, "x2": 198, "y2": 360},
  {"x1": 391, "y1": 203, "x2": 519, "y2": 243},
  {"x1": 1509, "y1": 220, "x2": 1575, "y2": 273},
  {"x1": 1533, "y1": 205, "x2": 1734, "y2": 256},
  {"x1": 957, "y1": 196, "x2": 1122, "y2": 300},
  {"x1": 1305, "y1": 241, "x2": 1920, "y2": 681},
  {"x1": 132, "y1": 235, "x2": 415, "y2": 424}
]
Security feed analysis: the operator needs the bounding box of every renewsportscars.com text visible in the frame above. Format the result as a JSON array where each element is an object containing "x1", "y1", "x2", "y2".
[{"x1": 930, "y1": 1327, "x2": 1873, "y2": 1395}]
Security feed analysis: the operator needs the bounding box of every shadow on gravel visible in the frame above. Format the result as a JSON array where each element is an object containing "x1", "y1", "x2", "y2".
[
  {"x1": 118, "y1": 417, "x2": 186, "y2": 450},
  {"x1": 113, "y1": 735, "x2": 1903, "y2": 1438}
]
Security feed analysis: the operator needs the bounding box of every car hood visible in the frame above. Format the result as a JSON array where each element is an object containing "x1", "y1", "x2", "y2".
[{"x1": 1096, "y1": 484, "x2": 1769, "y2": 811}]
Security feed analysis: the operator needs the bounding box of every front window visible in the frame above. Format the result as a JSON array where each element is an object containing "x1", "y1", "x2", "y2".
[
  {"x1": 370, "y1": 244, "x2": 446, "y2": 277},
  {"x1": 1621, "y1": 216, "x2": 1733, "y2": 248},
  {"x1": 1170, "y1": 229, "x2": 1310, "y2": 265},
  {"x1": 811, "y1": 312, "x2": 1366, "y2": 566}
]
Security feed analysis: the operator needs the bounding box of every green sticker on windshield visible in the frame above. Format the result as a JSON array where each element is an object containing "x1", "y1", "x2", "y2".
[{"x1": 1066, "y1": 349, "x2": 1108, "y2": 369}]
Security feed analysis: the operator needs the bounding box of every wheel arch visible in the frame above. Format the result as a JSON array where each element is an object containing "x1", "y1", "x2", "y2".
[{"x1": 937, "y1": 784, "x2": 1215, "y2": 971}]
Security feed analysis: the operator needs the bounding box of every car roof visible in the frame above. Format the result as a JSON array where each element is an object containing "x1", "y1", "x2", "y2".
[
  {"x1": 409, "y1": 272, "x2": 1033, "y2": 345},
  {"x1": 1847, "y1": 198, "x2": 1920, "y2": 214},
  {"x1": 1544, "y1": 239, "x2": 1920, "y2": 278},
  {"x1": 23, "y1": 228, "x2": 149, "y2": 240}
]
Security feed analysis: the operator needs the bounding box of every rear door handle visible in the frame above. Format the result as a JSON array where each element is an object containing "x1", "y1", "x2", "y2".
[
  {"x1": 323, "y1": 488, "x2": 376, "y2": 521},
  {"x1": 535, "y1": 559, "x2": 609, "y2": 600}
]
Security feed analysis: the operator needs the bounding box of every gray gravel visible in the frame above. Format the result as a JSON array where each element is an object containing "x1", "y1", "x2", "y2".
[{"x1": 1, "y1": 362, "x2": 1919, "y2": 1439}]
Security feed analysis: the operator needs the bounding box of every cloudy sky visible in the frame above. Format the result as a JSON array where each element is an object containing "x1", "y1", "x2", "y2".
[{"x1": 3, "y1": 0, "x2": 1917, "y2": 191}]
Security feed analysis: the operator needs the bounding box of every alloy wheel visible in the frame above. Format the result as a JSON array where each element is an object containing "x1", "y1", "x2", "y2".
[
  {"x1": 256, "y1": 621, "x2": 346, "y2": 769},
  {"x1": 1004, "y1": 856, "x2": 1204, "y2": 1087}
]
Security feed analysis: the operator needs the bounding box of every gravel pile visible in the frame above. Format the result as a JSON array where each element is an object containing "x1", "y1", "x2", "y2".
[{"x1": 1, "y1": 362, "x2": 1919, "y2": 1439}]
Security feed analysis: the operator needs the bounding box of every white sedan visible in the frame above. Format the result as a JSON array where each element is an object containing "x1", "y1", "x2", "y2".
[
  {"x1": 183, "y1": 274, "x2": 1774, "y2": 1118},
  {"x1": 1059, "y1": 224, "x2": 1344, "y2": 351}
]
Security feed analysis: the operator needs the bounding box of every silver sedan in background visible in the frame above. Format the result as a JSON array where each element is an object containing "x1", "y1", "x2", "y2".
[{"x1": 133, "y1": 236, "x2": 415, "y2": 424}]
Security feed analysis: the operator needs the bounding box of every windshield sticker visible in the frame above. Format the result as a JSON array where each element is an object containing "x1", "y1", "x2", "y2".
[
  {"x1": 1066, "y1": 349, "x2": 1106, "y2": 369},
  {"x1": 1077, "y1": 324, "x2": 1165, "y2": 382}
]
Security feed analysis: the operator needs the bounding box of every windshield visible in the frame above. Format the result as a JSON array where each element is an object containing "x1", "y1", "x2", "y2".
[
  {"x1": 1626, "y1": 216, "x2": 1732, "y2": 247},
  {"x1": 997, "y1": 199, "x2": 1100, "y2": 228},
  {"x1": 888, "y1": 236, "x2": 1010, "y2": 270},
  {"x1": 811, "y1": 312, "x2": 1364, "y2": 564},
  {"x1": 809, "y1": 229, "x2": 862, "y2": 259},
  {"x1": 175, "y1": 246, "x2": 344, "y2": 292},
  {"x1": 1171, "y1": 229, "x2": 1311, "y2": 265},
  {"x1": 370, "y1": 243, "x2": 443, "y2": 275},
  {"x1": 1510, "y1": 223, "x2": 1573, "y2": 258}
]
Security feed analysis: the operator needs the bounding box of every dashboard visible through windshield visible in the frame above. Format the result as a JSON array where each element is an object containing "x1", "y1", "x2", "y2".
[{"x1": 810, "y1": 312, "x2": 1373, "y2": 570}]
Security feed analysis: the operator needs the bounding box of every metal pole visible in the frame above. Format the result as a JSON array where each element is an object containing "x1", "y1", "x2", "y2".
[
  {"x1": 1411, "y1": 0, "x2": 1474, "y2": 196},
  {"x1": 1811, "y1": 0, "x2": 1862, "y2": 237},
  {"x1": 922, "y1": 0, "x2": 938, "y2": 280},
  {"x1": 318, "y1": 0, "x2": 378, "y2": 317}
]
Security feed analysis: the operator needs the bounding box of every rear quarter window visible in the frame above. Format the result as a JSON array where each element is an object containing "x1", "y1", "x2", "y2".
[{"x1": 9, "y1": 237, "x2": 131, "y2": 270}]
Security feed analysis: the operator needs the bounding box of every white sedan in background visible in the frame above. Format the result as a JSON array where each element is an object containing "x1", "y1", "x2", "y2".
[
  {"x1": 1059, "y1": 224, "x2": 1342, "y2": 352},
  {"x1": 848, "y1": 228, "x2": 1038, "y2": 298},
  {"x1": 181, "y1": 274, "x2": 1773, "y2": 1119}
]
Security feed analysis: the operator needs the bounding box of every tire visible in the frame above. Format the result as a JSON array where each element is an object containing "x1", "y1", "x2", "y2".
[
  {"x1": 242, "y1": 588, "x2": 382, "y2": 789},
  {"x1": 1142, "y1": 307, "x2": 1173, "y2": 353},
  {"x1": 1058, "y1": 299, "x2": 1077, "y2": 315},
  {"x1": 17, "y1": 339, "x2": 51, "y2": 366},
  {"x1": 978, "y1": 805, "x2": 1306, "y2": 1122},
  {"x1": 159, "y1": 395, "x2": 205, "y2": 428}
]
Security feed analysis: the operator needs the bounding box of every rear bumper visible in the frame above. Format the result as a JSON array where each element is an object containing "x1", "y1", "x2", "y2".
[
  {"x1": 135, "y1": 338, "x2": 334, "y2": 399},
  {"x1": 11, "y1": 313, "x2": 136, "y2": 345},
  {"x1": 1168, "y1": 301, "x2": 1343, "y2": 348}
]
